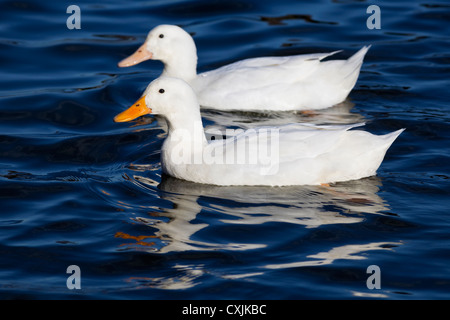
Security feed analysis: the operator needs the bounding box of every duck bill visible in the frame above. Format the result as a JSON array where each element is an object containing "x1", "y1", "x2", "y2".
[
  {"x1": 114, "y1": 96, "x2": 151, "y2": 122},
  {"x1": 118, "y1": 44, "x2": 153, "y2": 67}
]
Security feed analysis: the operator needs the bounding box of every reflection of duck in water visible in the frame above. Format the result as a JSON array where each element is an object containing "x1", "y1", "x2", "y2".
[
  {"x1": 202, "y1": 98, "x2": 365, "y2": 136},
  {"x1": 264, "y1": 241, "x2": 403, "y2": 270},
  {"x1": 116, "y1": 174, "x2": 391, "y2": 254},
  {"x1": 124, "y1": 174, "x2": 266, "y2": 254}
]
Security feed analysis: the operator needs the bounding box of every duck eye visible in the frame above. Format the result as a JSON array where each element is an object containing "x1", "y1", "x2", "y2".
[
  {"x1": 159, "y1": 34, "x2": 164, "y2": 39},
  {"x1": 159, "y1": 89, "x2": 165, "y2": 94}
]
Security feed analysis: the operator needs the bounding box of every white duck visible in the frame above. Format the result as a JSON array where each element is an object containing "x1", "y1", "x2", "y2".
[
  {"x1": 118, "y1": 24, "x2": 370, "y2": 111},
  {"x1": 114, "y1": 77, "x2": 404, "y2": 186}
]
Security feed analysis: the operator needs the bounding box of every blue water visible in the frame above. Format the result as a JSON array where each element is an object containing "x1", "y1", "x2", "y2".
[{"x1": 1, "y1": 0, "x2": 449, "y2": 300}]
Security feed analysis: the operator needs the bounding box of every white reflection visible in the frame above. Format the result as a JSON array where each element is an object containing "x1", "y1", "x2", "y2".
[
  {"x1": 351, "y1": 291, "x2": 389, "y2": 298},
  {"x1": 264, "y1": 241, "x2": 402, "y2": 269},
  {"x1": 127, "y1": 174, "x2": 391, "y2": 255},
  {"x1": 125, "y1": 264, "x2": 204, "y2": 290},
  {"x1": 201, "y1": 98, "x2": 364, "y2": 133},
  {"x1": 132, "y1": 175, "x2": 266, "y2": 253}
]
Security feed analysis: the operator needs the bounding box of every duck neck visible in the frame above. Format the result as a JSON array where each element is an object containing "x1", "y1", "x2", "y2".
[
  {"x1": 161, "y1": 52, "x2": 198, "y2": 83},
  {"x1": 164, "y1": 111, "x2": 207, "y2": 162}
]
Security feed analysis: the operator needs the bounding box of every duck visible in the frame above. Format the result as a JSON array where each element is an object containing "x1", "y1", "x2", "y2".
[
  {"x1": 118, "y1": 24, "x2": 370, "y2": 111},
  {"x1": 114, "y1": 77, "x2": 404, "y2": 186}
]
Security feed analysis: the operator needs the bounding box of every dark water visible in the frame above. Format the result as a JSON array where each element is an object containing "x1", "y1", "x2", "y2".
[{"x1": 1, "y1": 0, "x2": 449, "y2": 300}]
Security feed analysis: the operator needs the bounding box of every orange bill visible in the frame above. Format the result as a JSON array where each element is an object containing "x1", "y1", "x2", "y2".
[
  {"x1": 114, "y1": 96, "x2": 151, "y2": 122},
  {"x1": 118, "y1": 44, "x2": 153, "y2": 67}
]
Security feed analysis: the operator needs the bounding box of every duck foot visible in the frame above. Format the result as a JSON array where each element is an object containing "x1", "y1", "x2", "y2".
[{"x1": 300, "y1": 110, "x2": 317, "y2": 117}]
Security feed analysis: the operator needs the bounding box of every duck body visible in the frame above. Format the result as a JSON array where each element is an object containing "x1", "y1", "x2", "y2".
[
  {"x1": 161, "y1": 122, "x2": 403, "y2": 186},
  {"x1": 119, "y1": 25, "x2": 370, "y2": 111},
  {"x1": 114, "y1": 78, "x2": 404, "y2": 187},
  {"x1": 190, "y1": 48, "x2": 369, "y2": 111}
]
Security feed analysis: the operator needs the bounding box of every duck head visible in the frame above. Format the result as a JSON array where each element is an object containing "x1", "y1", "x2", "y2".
[
  {"x1": 118, "y1": 25, "x2": 198, "y2": 80},
  {"x1": 114, "y1": 77, "x2": 200, "y2": 124}
]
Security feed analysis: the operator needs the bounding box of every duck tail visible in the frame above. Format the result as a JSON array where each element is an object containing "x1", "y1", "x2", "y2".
[
  {"x1": 339, "y1": 45, "x2": 371, "y2": 91},
  {"x1": 348, "y1": 45, "x2": 371, "y2": 65},
  {"x1": 382, "y1": 128, "x2": 405, "y2": 147},
  {"x1": 372, "y1": 128, "x2": 405, "y2": 170}
]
